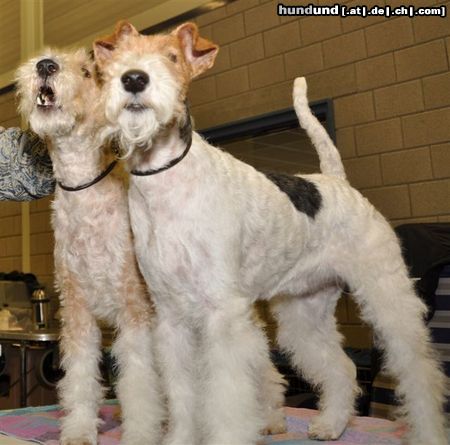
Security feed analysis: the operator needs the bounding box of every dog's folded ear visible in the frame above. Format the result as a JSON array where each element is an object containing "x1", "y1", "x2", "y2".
[
  {"x1": 174, "y1": 23, "x2": 218, "y2": 78},
  {"x1": 93, "y1": 39, "x2": 115, "y2": 65},
  {"x1": 114, "y1": 20, "x2": 139, "y2": 39},
  {"x1": 93, "y1": 21, "x2": 139, "y2": 65}
]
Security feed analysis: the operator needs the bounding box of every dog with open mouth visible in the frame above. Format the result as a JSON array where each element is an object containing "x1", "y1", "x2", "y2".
[{"x1": 16, "y1": 48, "x2": 164, "y2": 445}]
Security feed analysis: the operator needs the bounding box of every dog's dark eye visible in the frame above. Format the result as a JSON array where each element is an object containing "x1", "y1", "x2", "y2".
[
  {"x1": 82, "y1": 67, "x2": 91, "y2": 78},
  {"x1": 168, "y1": 53, "x2": 177, "y2": 63}
]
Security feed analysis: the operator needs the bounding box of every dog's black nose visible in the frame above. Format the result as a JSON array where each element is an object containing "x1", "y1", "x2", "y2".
[
  {"x1": 36, "y1": 59, "x2": 59, "y2": 78},
  {"x1": 121, "y1": 70, "x2": 149, "y2": 94}
]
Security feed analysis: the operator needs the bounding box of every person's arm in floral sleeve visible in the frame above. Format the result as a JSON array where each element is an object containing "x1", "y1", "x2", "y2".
[{"x1": 0, "y1": 127, "x2": 55, "y2": 201}]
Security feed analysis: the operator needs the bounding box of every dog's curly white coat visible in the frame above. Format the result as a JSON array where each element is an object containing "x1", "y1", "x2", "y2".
[
  {"x1": 16, "y1": 49, "x2": 164, "y2": 445},
  {"x1": 97, "y1": 22, "x2": 447, "y2": 445}
]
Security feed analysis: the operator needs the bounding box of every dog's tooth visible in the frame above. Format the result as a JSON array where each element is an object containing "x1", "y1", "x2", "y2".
[{"x1": 37, "y1": 92, "x2": 51, "y2": 106}]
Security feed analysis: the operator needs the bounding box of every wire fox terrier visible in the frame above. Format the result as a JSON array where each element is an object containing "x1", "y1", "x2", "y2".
[
  {"x1": 16, "y1": 48, "x2": 163, "y2": 445},
  {"x1": 95, "y1": 21, "x2": 446, "y2": 445}
]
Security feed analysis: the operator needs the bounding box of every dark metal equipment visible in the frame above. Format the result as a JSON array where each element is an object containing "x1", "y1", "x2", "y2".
[{"x1": 31, "y1": 288, "x2": 50, "y2": 330}]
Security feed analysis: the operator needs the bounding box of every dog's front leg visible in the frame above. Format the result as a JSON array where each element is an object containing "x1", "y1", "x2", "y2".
[
  {"x1": 200, "y1": 298, "x2": 269, "y2": 445},
  {"x1": 155, "y1": 312, "x2": 198, "y2": 445},
  {"x1": 58, "y1": 287, "x2": 103, "y2": 445},
  {"x1": 113, "y1": 308, "x2": 164, "y2": 445}
]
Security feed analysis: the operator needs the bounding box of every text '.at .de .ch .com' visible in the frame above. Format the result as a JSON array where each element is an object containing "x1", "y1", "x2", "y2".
[{"x1": 277, "y1": 3, "x2": 447, "y2": 17}]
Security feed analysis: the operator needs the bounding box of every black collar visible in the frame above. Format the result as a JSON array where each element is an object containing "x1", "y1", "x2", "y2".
[
  {"x1": 130, "y1": 135, "x2": 192, "y2": 176},
  {"x1": 130, "y1": 104, "x2": 192, "y2": 177},
  {"x1": 57, "y1": 159, "x2": 117, "y2": 192}
]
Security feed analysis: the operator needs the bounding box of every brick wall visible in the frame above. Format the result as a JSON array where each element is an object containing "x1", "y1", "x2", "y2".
[
  {"x1": 190, "y1": 0, "x2": 450, "y2": 228},
  {"x1": 0, "y1": 91, "x2": 19, "y2": 128},
  {"x1": 189, "y1": 0, "x2": 450, "y2": 346},
  {"x1": 0, "y1": 201, "x2": 21, "y2": 273},
  {"x1": 29, "y1": 196, "x2": 54, "y2": 291}
]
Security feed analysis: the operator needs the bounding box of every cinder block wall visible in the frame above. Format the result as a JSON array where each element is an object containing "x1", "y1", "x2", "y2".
[
  {"x1": 0, "y1": 200, "x2": 21, "y2": 273},
  {"x1": 188, "y1": 0, "x2": 450, "y2": 346},
  {"x1": 29, "y1": 196, "x2": 54, "y2": 289},
  {"x1": 190, "y1": 0, "x2": 450, "y2": 227}
]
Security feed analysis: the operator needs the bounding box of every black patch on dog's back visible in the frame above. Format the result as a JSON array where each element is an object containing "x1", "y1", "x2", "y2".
[{"x1": 263, "y1": 172, "x2": 322, "y2": 218}]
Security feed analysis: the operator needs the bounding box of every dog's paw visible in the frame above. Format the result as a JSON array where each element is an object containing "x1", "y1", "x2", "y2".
[
  {"x1": 60, "y1": 440, "x2": 95, "y2": 445},
  {"x1": 262, "y1": 420, "x2": 287, "y2": 436},
  {"x1": 307, "y1": 416, "x2": 345, "y2": 441},
  {"x1": 262, "y1": 410, "x2": 287, "y2": 435}
]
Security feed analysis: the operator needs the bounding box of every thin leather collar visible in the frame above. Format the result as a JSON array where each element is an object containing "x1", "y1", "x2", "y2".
[{"x1": 57, "y1": 159, "x2": 117, "y2": 192}]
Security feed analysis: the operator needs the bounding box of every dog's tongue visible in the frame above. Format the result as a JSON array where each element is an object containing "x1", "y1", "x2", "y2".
[{"x1": 37, "y1": 86, "x2": 55, "y2": 106}]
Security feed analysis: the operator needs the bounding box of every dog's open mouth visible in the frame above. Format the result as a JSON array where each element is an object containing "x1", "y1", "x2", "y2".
[
  {"x1": 36, "y1": 86, "x2": 56, "y2": 109},
  {"x1": 125, "y1": 103, "x2": 148, "y2": 112}
]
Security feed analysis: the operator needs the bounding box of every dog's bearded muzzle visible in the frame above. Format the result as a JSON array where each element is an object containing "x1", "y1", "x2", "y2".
[{"x1": 35, "y1": 58, "x2": 60, "y2": 111}]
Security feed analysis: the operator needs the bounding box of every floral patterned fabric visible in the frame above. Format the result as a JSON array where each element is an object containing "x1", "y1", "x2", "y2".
[
  {"x1": 0, "y1": 404, "x2": 424, "y2": 445},
  {"x1": 0, "y1": 128, "x2": 54, "y2": 201}
]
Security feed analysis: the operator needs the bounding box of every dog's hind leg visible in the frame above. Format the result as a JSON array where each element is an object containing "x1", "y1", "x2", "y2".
[
  {"x1": 58, "y1": 284, "x2": 104, "y2": 445},
  {"x1": 252, "y1": 311, "x2": 287, "y2": 435},
  {"x1": 272, "y1": 287, "x2": 359, "y2": 440},
  {"x1": 339, "y1": 227, "x2": 447, "y2": 445},
  {"x1": 113, "y1": 305, "x2": 164, "y2": 445}
]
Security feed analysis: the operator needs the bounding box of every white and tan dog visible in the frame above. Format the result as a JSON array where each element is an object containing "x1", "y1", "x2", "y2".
[
  {"x1": 16, "y1": 48, "x2": 163, "y2": 445},
  {"x1": 96, "y1": 22, "x2": 446, "y2": 445}
]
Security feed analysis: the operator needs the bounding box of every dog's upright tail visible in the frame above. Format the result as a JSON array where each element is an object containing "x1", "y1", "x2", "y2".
[{"x1": 293, "y1": 77, "x2": 346, "y2": 180}]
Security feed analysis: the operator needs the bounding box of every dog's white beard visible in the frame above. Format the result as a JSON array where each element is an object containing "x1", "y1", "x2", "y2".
[
  {"x1": 103, "y1": 62, "x2": 180, "y2": 158},
  {"x1": 117, "y1": 110, "x2": 160, "y2": 157},
  {"x1": 107, "y1": 87, "x2": 178, "y2": 158},
  {"x1": 30, "y1": 109, "x2": 76, "y2": 138}
]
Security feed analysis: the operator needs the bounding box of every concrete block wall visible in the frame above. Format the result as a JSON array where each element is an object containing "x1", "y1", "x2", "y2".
[
  {"x1": 189, "y1": 0, "x2": 450, "y2": 346},
  {"x1": 29, "y1": 196, "x2": 54, "y2": 290},
  {"x1": 0, "y1": 200, "x2": 21, "y2": 273},
  {"x1": 190, "y1": 0, "x2": 450, "y2": 228},
  {"x1": 0, "y1": 91, "x2": 19, "y2": 128}
]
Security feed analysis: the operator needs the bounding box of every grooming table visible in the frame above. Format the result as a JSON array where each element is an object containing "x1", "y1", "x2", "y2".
[
  {"x1": 0, "y1": 401, "x2": 434, "y2": 445},
  {"x1": 0, "y1": 329, "x2": 59, "y2": 407}
]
